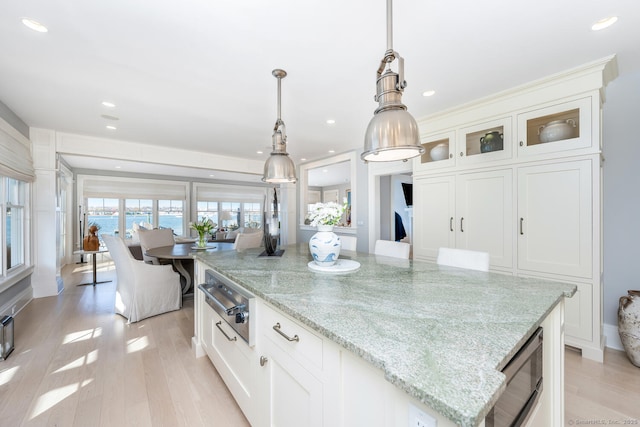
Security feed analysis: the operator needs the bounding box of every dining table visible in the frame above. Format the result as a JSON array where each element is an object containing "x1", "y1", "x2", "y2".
[{"x1": 145, "y1": 242, "x2": 234, "y2": 294}]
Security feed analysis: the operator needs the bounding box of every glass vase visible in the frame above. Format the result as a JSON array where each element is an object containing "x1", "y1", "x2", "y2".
[{"x1": 196, "y1": 231, "x2": 207, "y2": 248}]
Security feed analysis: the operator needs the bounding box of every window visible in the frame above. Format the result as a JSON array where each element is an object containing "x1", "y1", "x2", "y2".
[
  {"x1": 196, "y1": 201, "x2": 219, "y2": 229},
  {"x1": 86, "y1": 198, "x2": 119, "y2": 239},
  {"x1": 5, "y1": 178, "x2": 25, "y2": 271},
  {"x1": 243, "y1": 202, "x2": 261, "y2": 229},
  {"x1": 220, "y1": 202, "x2": 241, "y2": 230},
  {"x1": 125, "y1": 198, "x2": 152, "y2": 238},
  {"x1": 158, "y1": 200, "x2": 184, "y2": 233}
]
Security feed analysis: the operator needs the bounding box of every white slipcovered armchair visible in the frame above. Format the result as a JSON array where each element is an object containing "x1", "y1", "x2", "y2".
[{"x1": 103, "y1": 235, "x2": 182, "y2": 323}]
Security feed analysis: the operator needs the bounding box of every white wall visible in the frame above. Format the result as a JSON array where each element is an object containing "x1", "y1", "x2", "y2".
[{"x1": 602, "y1": 70, "x2": 640, "y2": 349}]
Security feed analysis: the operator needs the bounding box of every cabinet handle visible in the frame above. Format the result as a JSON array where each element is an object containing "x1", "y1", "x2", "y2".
[
  {"x1": 460, "y1": 217, "x2": 464, "y2": 232},
  {"x1": 260, "y1": 356, "x2": 269, "y2": 367},
  {"x1": 519, "y1": 141, "x2": 524, "y2": 147},
  {"x1": 215, "y1": 321, "x2": 237, "y2": 342},
  {"x1": 273, "y1": 322, "x2": 299, "y2": 342},
  {"x1": 520, "y1": 218, "x2": 524, "y2": 235},
  {"x1": 449, "y1": 217, "x2": 454, "y2": 232},
  {"x1": 449, "y1": 153, "x2": 453, "y2": 159},
  {"x1": 459, "y1": 151, "x2": 464, "y2": 157}
]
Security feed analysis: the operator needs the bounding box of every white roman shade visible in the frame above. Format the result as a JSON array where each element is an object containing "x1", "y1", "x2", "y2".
[
  {"x1": 195, "y1": 183, "x2": 266, "y2": 203},
  {"x1": 80, "y1": 176, "x2": 188, "y2": 199},
  {"x1": 0, "y1": 126, "x2": 35, "y2": 182}
]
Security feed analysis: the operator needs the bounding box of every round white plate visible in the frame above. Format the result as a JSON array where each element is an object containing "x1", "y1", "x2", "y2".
[
  {"x1": 191, "y1": 245, "x2": 215, "y2": 250},
  {"x1": 307, "y1": 259, "x2": 360, "y2": 273}
]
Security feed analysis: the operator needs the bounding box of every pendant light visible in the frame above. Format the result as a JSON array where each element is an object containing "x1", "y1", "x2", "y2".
[
  {"x1": 362, "y1": 0, "x2": 425, "y2": 162},
  {"x1": 262, "y1": 69, "x2": 297, "y2": 183}
]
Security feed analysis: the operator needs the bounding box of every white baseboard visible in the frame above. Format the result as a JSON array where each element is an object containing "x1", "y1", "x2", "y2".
[
  {"x1": 604, "y1": 322, "x2": 624, "y2": 351},
  {"x1": 0, "y1": 286, "x2": 33, "y2": 318}
]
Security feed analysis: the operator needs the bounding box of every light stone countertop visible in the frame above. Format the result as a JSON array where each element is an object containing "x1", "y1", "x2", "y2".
[{"x1": 195, "y1": 244, "x2": 576, "y2": 427}]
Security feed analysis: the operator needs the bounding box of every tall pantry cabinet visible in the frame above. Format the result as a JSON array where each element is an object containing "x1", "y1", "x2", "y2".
[{"x1": 412, "y1": 56, "x2": 617, "y2": 362}]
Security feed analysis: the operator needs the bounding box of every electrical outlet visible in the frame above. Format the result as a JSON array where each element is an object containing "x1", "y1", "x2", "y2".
[{"x1": 409, "y1": 403, "x2": 437, "y2": 427}]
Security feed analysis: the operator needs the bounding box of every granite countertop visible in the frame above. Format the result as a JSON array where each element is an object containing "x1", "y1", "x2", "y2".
[{"x1": 195, "y1": 244, "x2": 576, "y2": 427}]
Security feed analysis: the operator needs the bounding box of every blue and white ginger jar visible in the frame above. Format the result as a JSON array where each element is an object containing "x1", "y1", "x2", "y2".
[{"x1": 309, "y1": 225, "x2": 341, "y2": 266}]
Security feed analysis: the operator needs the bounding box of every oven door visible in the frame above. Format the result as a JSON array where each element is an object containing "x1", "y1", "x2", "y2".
[{"x1": 486, "y1": 327, "x2": 543, "y2": 427}]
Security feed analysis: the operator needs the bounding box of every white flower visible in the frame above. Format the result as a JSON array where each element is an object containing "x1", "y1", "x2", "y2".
[
  {"x1": 189, "y1": 217, "x2": 216, "y2": 234},
  {"x1": 306, "y1": 200, "x2": 347, "y2": 227}
]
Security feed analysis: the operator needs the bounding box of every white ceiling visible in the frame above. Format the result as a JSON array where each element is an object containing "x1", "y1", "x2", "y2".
[{"x1": 1, "y1": 1, "x2": 639, "y2": 184}]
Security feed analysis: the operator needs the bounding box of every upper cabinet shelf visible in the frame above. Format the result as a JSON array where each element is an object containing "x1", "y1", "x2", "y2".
[
  {"x1": 459, "y1": 117, "x2": 512, "y2": 165},
  {"x1": 517, "y1": 97, "x2": 593, "y2": 157},
  {"x1": 416, "y1": 131, "x2": 455, "y2": 170}
]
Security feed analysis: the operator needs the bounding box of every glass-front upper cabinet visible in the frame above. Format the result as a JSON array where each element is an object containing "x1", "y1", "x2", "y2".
[
  {"x1": 415, "y1": 130, "x2": 455, "y2": 172},
  {"x1": 517, "y1": 96, "x2": 592, "y2": 157},
  {"x1": 458, "y1": 117, "x2": 512, "y2": 165}
]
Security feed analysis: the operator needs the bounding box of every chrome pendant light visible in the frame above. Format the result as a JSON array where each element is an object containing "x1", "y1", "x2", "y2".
[
  {"x1": 362, "y1": 0, "x2": 425, "y2": 162},
  {"x1": 262, "y1": 69, "x2": 297, "y2": 183}
]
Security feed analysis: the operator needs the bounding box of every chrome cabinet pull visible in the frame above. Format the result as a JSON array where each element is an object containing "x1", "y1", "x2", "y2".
[
  {"x1": 450, "y1": 217, "x2": 454, "y2": 232},
  {"x1": 216, "y1": 321, "x2": 237, "y2": 342},
  {"x1": 520, "y1": 218, "x2": 524, "y2": 235},
  {"x1": 460, "y1": 217, "x2": 464, "y2": 232},
  {"x1": 260, "y1": 356, "x2": 269, "y2": 367},
  {"x1": 273, "y1": 322, "x2": 299, "y2": 342},
  {"x1": 520, "y1": 141, "x2": 524, "y2": 147}
]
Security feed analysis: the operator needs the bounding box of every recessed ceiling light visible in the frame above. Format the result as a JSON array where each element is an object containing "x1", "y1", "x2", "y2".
[
  {"x1": 300, "y1": 158, "x2": 307, "y2": 161},
  {"x1": 101, "y1": 114, "x2": 119, "y2": 121},
  {"x1": 102, "y1": 101, "x2": 116, "y2": 108},
  {"x1": 209, "y1": 174, "x2": 215, "y2": 178},
  {"x1": 106, "y1": 125, "x2": 117, "y2": 130},
  {"x1": 328, "y1": 150, "x2": 335, "y2": 153},
  {"x1": 326, "y1": 119, "x2": 336, "y2": 125},
  {"x1": 257, "y1": 150, "x2": 263, "y2": 154},
  {"x1": 22, "y1": 18, "x2": 48, "y2": 33},
  {"x1": 114, "y1": 166, "x2": 121, "y2": 169},
  {"x1": 422, "y1": 90, "x2": 436, "y2": 97},
  {"x1": 592, "y1": 16, "x2": 618, "y2": 31},
  {"x1": 322, "y1": 169, "x2": 328, "y2": 173}
]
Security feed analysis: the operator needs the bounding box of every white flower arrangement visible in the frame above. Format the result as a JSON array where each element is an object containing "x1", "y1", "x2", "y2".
[
  {"x1": 306, "y1": 200, "x2": 347, "y2": 227},
  {"x1": 189, "y1": 216, "x2": 216, "y2": 235}
]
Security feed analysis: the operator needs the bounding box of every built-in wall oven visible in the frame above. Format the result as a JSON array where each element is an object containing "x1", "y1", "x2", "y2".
[
  {"x1": 486, "y1": 327, "x2": 543, "y2": 427},
  {"x1": 198, "y1": 269, "x2": 256, "y2": 347}
]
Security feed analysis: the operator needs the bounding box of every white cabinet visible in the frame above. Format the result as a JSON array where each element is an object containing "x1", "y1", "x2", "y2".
[
  {"x1": 254, "y1": 301, "x2": 333, "y2": 427},
  {"x1": 458, "y1": 117, "x2": 513, "y2": 166},
  {"x1": 517, "y1": 96, "x2": 593, "y2": 158},
  {"x1": 413, "y1": 169, "x2": 513, "y2": 270},
  {"x1": 195, "y1": 288, "x2": 256, "y2": 420},
  {"x1": 413, "y1": 175, "x2": 455, "y2": 260},
  {"x1": 410, "y1": 57, "x2": 616, "y2": 362},
  {"x1": 517, "y1": 159, "x2": 593, "y2": 279},
  {"x1": 415, "y1": 131, "x2": 456, "y2": 171}
]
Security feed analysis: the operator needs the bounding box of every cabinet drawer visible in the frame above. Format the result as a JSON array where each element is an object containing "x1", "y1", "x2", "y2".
[{"x1": 260, "y1": 302, "x2": 323, "y2": 370}]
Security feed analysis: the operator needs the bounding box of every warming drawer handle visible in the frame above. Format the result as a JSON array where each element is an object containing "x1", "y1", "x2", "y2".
[
  {"x1": 273, "y1": 322, "x2": 299, "y2": 342},
  {"x1": 215, "y1": 321, "x2": 237, "y2": 342}
]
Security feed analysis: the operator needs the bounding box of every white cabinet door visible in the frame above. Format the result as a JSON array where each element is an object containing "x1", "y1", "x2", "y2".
[
  {"x1": 517, "y1": 159, "x2": 593, "y2": 278},
  {"x1": 517, "y1": 96, "x2": 593, "y2": 158},
  {"x1": 256, "y1": 303, "x2": 324, "y2": 427},
  {"x1": 456, "y1": 169, "x2": 513, "y2": 269},
  {"x1": 413, "y1": 175, "x2": 456, "y2": 260},
  {"x1": 257, "y1": 337, "x2": 323, "y2": 427}
]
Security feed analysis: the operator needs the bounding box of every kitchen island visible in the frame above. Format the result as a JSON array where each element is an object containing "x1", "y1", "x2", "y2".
[{"x1": 192, "y1": 244, "x2": 575, "y2": 427}]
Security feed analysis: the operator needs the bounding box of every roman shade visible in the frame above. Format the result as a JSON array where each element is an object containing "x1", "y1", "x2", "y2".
[
  {"x1": 0, "y1": 126, "x2": 35, "y2": 182},
  {"x1": 194, "y1": 183, "x2": 266, "y2": 203},
  {"x1": 80, "y1": 176, "x2": 188, "y2": 199}
]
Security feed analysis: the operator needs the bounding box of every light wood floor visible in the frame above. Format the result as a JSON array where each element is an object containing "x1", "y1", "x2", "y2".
[
  {"x1": 0, "y1": 259, "x2": 250, "y2": 426},
  {"x1": 1, "y1": 259, "x2": 639, "y2": 426}
]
